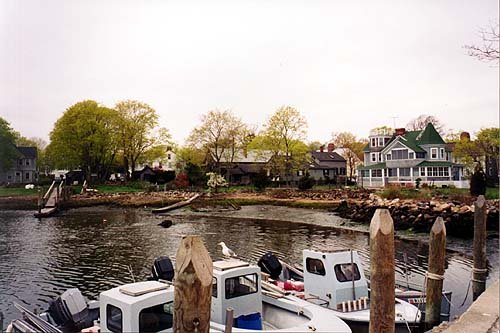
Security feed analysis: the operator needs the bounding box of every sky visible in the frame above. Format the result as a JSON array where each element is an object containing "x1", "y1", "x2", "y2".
[{"x1": 0, "y1": 0, "x2": 498, "y2": 145}]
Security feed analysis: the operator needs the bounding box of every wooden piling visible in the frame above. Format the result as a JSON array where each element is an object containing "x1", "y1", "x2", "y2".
[
  {"x1": 369, "y1": 208, "x2": 395, "y2": 333},
  {"x1": 425, "y1": 217, "x2": 446, "y2": 328},
  {"x1": 473, "y1": 195, "x2": 488, "y2": 300},
  {"x1": 224, "y1": 308, "x2": 234, "y2": 333},
  {"x1": 173, "y1": 235, "x2": 213, "y2": 333}
]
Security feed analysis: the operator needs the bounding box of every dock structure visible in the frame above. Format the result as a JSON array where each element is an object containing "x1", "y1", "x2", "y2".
[{"x1": 34, "y1": 181, "x2": 64, "y2": 218}]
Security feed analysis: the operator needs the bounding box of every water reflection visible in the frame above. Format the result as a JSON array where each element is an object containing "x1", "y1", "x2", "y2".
[{"x1": 0, "y1": 207, "x2": 497, "y2": 324}]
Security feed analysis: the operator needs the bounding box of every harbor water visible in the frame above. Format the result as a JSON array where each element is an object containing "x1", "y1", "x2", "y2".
[{"x1": 0, "y1": 205, "x2": 498, "y2": 325}]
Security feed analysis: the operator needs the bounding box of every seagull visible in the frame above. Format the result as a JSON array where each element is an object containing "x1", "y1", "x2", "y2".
[{"x1": 218, "y1": 242, "x2": 237, "y2": 258}]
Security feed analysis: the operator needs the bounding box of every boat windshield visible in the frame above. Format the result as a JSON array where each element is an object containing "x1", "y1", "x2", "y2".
[
  {"x1": 138, "y1": 302, "x2": 174, "y2": 332},
  {"x1": 225, "y1": 273, "x2": 258, "y2": 299},
  {"x1": 334, "y1": 263, "x2": 361, "y2": 282}
]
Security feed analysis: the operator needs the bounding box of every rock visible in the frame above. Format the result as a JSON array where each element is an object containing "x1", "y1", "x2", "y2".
[{"x1": 158, "y1": 220, "x2": 173, "y2": 228}]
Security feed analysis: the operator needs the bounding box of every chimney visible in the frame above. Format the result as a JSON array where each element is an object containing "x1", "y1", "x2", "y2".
[
  {"x1": 327, "y1": 143, "x2": 335, "y2": 152},
  {"x1": 395, "y1": 128, "x2": 406, "y2": 136},
  {"x1": 319, "y1": 145, "x2": 325, "y2": 152},
  {"x1": 460, "y1": 132, "x2": 471, "y2": 141}
]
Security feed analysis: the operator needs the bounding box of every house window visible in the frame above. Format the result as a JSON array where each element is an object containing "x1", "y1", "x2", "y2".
[
  {"x1": 371, "y1": 169, "x2": 382, "y2": 177},
  {"x1": 340, "y1": 168, "x2": 346, "y2": 175},
  {"x1": 420, "y1": 168, "x2": 425, "y2": 177},
  {"x1": 440, "y1": 148, "x2": 445, "y2": 159},
  {"x1": 388, "y1": 168, "x2": 397, "y2": 177},
  {"x1": 431, "y1": 148, "x2": 438, "y2": 159},
  {"x1": 306, "y1": 258, "x2": 326, "y2": 276},
  {"x1": 371, "y1": 138, "x2": 376, "y2": 147},
  {"x1": 26, "y1": 160, "x2": 30, "y2": 166},
  {"x1": 392, "y1": 149, "x2": 409, "y2": 160},
  {"x1": 399, "y1": 168, "x2": 410, "y2": 177},
  {"x1": 378, "y1": 137, "x2": 384, "y2": 146},
  {"x1": 379, "y1": 153, "x2": 383, "y2": 162},
  {"x1": 409, "y1": 152, "x2": 414, "y2": 159},
  {"x1": 385, "y1": 137, "x2": 391, "y2": 145},
  {"x1": 15, "y1": 172, "x2": 20, "y2": 176},
  {"x1": 19, "y1": 160, "x2": 22, "y2": 165},
  {"x1": 167, "y1": 154, "x2": 171, "y2": 160},
  {"x1": 26, "y1": 173, "x2": 30, "y2": 180},
  {"x1": 416, "y1": 152, "x2": 425, "y2": 159},
  {"x1": 7, "y1": 175, "x2": 11, "y2": 180},
  {"x1": 323, "y1": 169, "x2": 330, "y2": 176},
  {"x1": 427, "y1": 167, "x2": 450, "y2": 177},
  {"x1": 386, "y1": 154, "x2": 392, "y2": 160},
  {"x1": 371, "y1": 153, "x2": 377, "y2": 162}
]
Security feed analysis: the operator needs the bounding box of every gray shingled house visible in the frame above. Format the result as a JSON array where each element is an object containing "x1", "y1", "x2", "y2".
[{"x1": 0, "y1": 146, "x2": 38, "y2": 184}]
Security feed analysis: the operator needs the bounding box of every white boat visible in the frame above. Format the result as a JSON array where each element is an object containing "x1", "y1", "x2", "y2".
[
  {"x1": 7, "y1": 257, "x2": 351, "y2": 333},
  {"x1": 258, "y1": 249, "x2": 422, "y2": 333}
]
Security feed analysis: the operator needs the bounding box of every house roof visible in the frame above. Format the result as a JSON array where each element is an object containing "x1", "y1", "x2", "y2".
[
  {"x1": 417, "y1": 161, "x2": 462, "y2": 167},
  {"x1": 17, "y1": 146, "x2": 37, "y2": 159},
  {"x1": 358, "y1": 162, "x2": 386, "y2": 170},
  {"x1": 416, "y1": 123, "x2": 445, "y2": 145},
  {"x1": 311, "y1": 151, "x2": 346, "y2": 162},
  {"x1": 217, "y1": 149, "x2": 273, "y2": 164}
]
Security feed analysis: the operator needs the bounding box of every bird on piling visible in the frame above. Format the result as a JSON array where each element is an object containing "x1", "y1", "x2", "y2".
[{"x1": 218, "y1": 242, "x2": 237, "y2": 258}]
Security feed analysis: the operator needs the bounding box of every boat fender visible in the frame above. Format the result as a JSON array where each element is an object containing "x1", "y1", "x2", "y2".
[
  {"x1": 342, "y1": 302, "x2": 346, "y2": 312},
  {"x1": 347, "y1": 301, "x2": 352, "y2": 312}
]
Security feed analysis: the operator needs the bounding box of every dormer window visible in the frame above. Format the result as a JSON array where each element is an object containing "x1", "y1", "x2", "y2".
[
  {"x1": 378, "y1": 138, "x2": 384, "y2": 147},
  {"x1": 440, "y1": 148, "x2": 445, "y2": 159},
  {"x1": 371, "y1": 138, "x2": 376, "y2": 147},
  {"x1": 431, "y1": 148, "x2": 438, "y2": 159}
]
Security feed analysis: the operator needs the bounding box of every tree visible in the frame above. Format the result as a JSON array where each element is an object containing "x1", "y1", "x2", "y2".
[
  {"x1": 307, "y1": 141, "x2": 324, "y2": 152},
  {"x1": 261, "y1": 106, "x2": 308, "y2": 185},
  {"x1": 464, "y1": 22, "x2": 499, "y2": 63},
  {"x1": 187, "y1": 109, "x2": 250, "y2": 173},
  {"x1": 45, "y1": 100, "x2": 120, "y2": 181},
  {"x1": 0, "y1": 117, "x2": 19, "y2": 171},
  {"x1": 331, "y1": 132, "x2": 367, "y2": 181},
  {"x1": 115, "y1": 100, "x2": 162, "y2": 179},
  {"x1": 406, "y1": 115, "x2": 445, "y2": 135}
]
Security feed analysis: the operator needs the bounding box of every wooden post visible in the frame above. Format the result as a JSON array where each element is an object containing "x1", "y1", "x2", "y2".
[
  {"x1": 473, "y1": 195, "x2": 488, "y2": 300},
  {"x1": 37, "y1": 187, "x2": 42, "y2": 214},
  {"x1": 174, "y1": 235, "x2": 213, "y2": 333},
  {"x1": 224, "y1": 308, "x2": 234, "y2": 333},
  {"x1": 425, "y1": 217, "x2": 446, "y2": 328},
  {"x1": 369, "y1": 208, "x2": 395, "y2": 333}
]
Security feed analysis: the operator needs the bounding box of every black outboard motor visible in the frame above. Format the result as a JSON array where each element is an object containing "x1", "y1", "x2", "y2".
[
  {"x1": 258, "y1": 252, "x2": 282, "y2": 279},
  {"x1": 47, "y1": 288, "x2": 90, "y2": 329},
  {"x1": 150, "y1": 256, "x2": 174, "y2": 282}
]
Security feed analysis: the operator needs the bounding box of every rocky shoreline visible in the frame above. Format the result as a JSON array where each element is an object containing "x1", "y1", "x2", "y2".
[{"x1": 1, "y1": 188, "x2": 497, "y2": 239}]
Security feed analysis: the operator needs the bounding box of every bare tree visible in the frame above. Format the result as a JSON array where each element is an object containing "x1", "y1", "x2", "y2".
[
  {"x1": 464, "y1": 22, "x2": 499, "y2": 63},
  {"x1": 406, "y1": 115, "x2": 445, "y2": 135}
]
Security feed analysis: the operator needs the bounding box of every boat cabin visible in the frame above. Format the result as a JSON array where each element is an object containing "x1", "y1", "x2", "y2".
[
  {"x1": 302, "y1": 250, "x2": 369, "y2": 310},
  {"x1": 211, "y1": 260, "x2": 263, "y2": 329},
  {"x1": 99, "y1": 281, "x2": 175, "y2": 333}
]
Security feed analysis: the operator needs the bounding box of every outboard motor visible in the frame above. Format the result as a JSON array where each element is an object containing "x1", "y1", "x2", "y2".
[
  {"x1": 150, "y1": 256, "x2": 174, "y2": 282},
  {"x1": 47, "y1": 288, "x2": 90, "y2": 329},
  {"x1": 257, "y1": 252, "x2": 282, "y2": 279}
]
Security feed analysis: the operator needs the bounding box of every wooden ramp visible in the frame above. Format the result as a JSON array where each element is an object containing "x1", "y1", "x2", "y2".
[
  {"x1": 34, "y1": 181, "x2": 62, "y2": 218},
  {"x1": 152, "y1": 193, "x2": 201, "y2": 214}
]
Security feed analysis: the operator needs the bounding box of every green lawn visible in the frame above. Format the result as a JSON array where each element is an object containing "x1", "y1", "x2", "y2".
[
  {"x1": 0, "y1": 187, "x2": 41, "y2": 197},
  {"x1": 378, "y1": 186, "x2": 499, "y2": 200}
]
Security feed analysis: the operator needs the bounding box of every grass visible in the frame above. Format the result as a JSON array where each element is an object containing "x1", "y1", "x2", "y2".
[{"x1": 0, "y1": 187, "x2": 41, "y2": 197}]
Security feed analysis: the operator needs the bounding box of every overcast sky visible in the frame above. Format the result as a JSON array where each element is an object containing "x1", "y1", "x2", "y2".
[{"x1": 1, "y1": 0, "x2": 498, "y2": 145}]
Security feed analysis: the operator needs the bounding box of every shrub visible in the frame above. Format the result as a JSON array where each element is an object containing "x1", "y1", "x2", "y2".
[
  {"x1": 254, "y1": 169, "x2": 270, "y2": 191},
  {"x1": 470, "y1": 167, "x2": 487, "y2": 196},
  {"x1": 174, "y1": 173, "x2": 189, "y2": 188},
  {"x1": 185, "y1": 162, "x2": 206, "y2": 187},
  {"x1": 298, "y1": 173, "x2": 315, "y2": 190},
  {"x1": 415, "y1": 178, "x2": 422, "y2": 189}
]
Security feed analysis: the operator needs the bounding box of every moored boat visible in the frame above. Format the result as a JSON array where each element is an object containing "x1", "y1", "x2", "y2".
[{"x1": 7, "y1": 257, "x2": 352, "y2": 333}]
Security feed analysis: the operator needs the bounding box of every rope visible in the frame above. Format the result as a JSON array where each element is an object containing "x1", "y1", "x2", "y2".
[{"x1": 425, "y1": 271, "x2": 445, "y2": 281}]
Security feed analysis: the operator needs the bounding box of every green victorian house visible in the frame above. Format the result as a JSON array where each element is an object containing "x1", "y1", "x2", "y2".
[{"x1": 358, "y1": 123, "x2": 467, "y2": 188}]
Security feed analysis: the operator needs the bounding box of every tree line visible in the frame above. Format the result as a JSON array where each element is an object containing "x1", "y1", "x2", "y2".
[{"x1": 0, "y1": 101, "x2": 498, "y2": 186}]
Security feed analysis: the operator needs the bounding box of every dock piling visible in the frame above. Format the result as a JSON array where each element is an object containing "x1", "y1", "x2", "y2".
[
  {"x1": 173, "y1": 235, "x2": 213, "y2": 333},
  {"x1": 472, "y1": 195, "x2": 488, "y2": 300},
  {"x1": 425, "y1": 217, "x2": 446, "y2": 328},
  {"x1": 369, "y1": 208, "x2": 395, "y2": 333}
]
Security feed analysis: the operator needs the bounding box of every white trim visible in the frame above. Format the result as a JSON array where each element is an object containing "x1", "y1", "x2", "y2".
[
  {"x1": 430, "y1": 148, "x2": 438, "y2": 159},
  {"x1": 380, "y1": 137, "x2": 415, "y2": 155}
]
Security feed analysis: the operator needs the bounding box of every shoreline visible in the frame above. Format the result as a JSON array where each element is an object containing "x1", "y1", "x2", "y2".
[{"x1": 1, "y1": 189, "x2": 497, "y2": 239}]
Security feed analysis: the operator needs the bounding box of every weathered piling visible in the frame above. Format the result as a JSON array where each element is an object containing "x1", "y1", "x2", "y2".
[
  {"x1": 224, "y1": 308, "x2": 234, "y2": 333},
  {"x1": 472, "y1": 195, "x2": 488, "y2": 300},
  {"x1": 425, "y1": 217, "x2": 446, "y2": 328},
  {"x1": 173, "y1": 235, "x2": 213, "y2": 333},
  {"x1": 369, "y1": 208, "x2": 395, "y2": 333}
]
